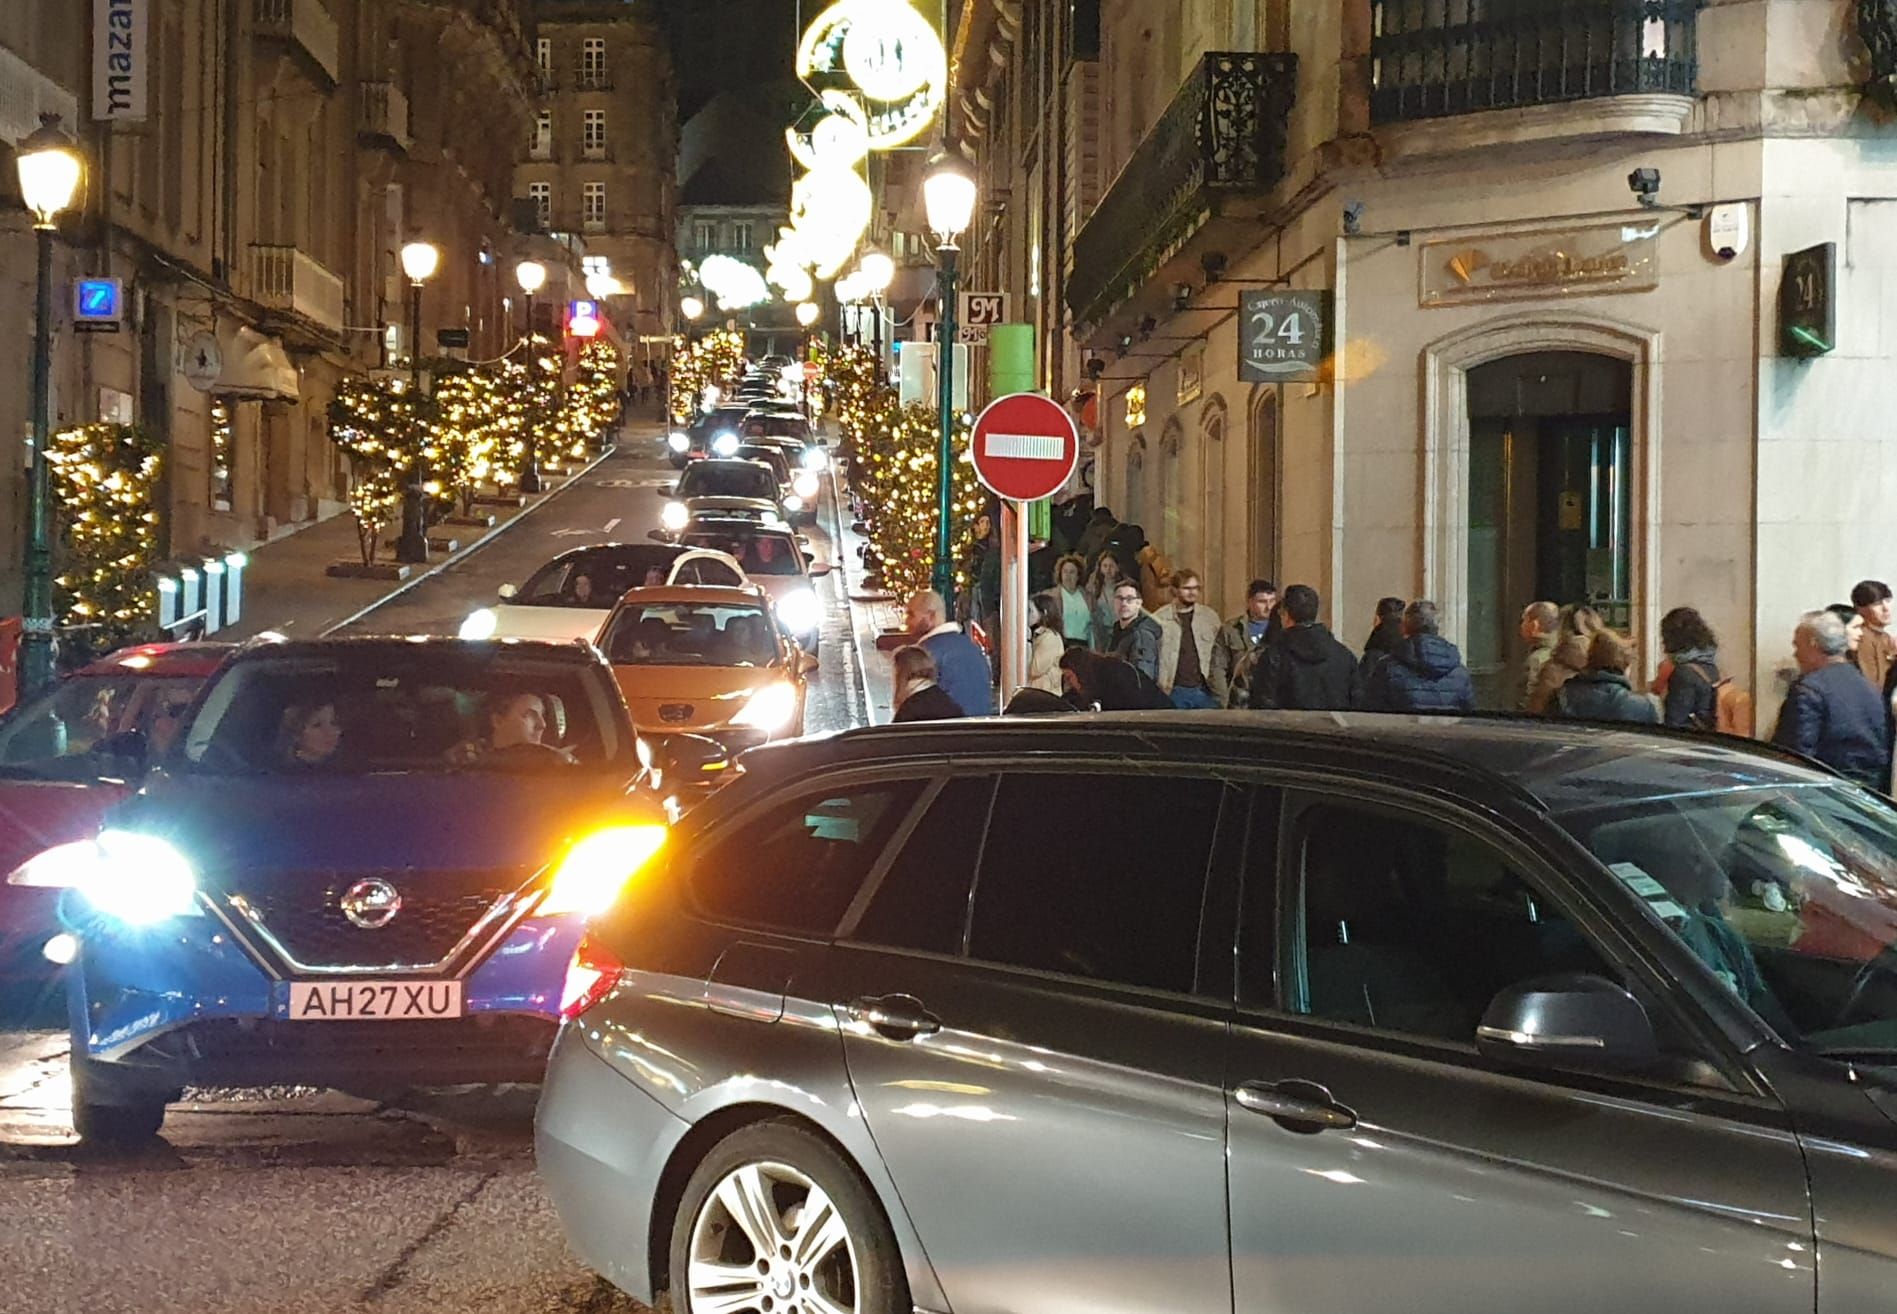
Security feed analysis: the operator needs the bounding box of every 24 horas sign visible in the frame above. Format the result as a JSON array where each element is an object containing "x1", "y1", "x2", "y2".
[{"x1": 1238, "y1": 291, "x2": 1329, "y2": 383}]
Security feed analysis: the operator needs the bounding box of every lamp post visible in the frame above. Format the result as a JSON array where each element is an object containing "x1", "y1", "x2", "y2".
[
  {"x1": 14, "y1": 114, "x2": 83, "y2": 697},
  {"x1": 514, "y1": 259, "x2": 548, "y2": 492},
  {"x1": 396, "y1": 240, "x2": 440, "y2": 563},
  {"x1": 922, "y1": 152, "x2": 977, "y2": 605}
]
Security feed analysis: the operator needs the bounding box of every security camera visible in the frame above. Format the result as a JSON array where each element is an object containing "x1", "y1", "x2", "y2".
[
  {"x1": 1173, "y1": 283, "x2": 1193, "y2": 311},
  {"x1": 1200, "y1": 251, "x2": 1228, "y2": 281},
  {"x1": 1138, "y1": 315, "x2": 1156, "y2": 341},
  {"x1": 1085, "y1": 356, "x2": 1106, "y2": 381},
  {"x1": 1342, "y1": 201, "x2": 1366, "y2": 236},
  {"x1": 1628, "y1": 168, "x2": 1662, "y2": 208}
]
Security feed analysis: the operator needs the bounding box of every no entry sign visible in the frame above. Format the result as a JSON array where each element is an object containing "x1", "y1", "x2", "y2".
[{"x1": 969, "y1": 392, "x2": 1079, "y2": 502}]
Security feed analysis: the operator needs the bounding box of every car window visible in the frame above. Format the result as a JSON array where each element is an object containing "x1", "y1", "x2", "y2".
[
  {"x1": 519, "y1": 548, "x2": 679, "y2": 605},
  {"x1": 1288, "y1": 800, "x2": 1616, "y2": 1044},
  {"x1": 1561, "y1": 784, "x2": 1897, "y2": 1057},
  {"x1": 850, "y1": 776, "x2": 996, "y2": 955},
  {"x1": 602, "y1": 603, "x2": 779, "y2": 667},
  {"x1": 966, "y1": 773, "x2": 1223, "y2": 994},
  {"x1": 692, "y1": 782, "x2": 925, "y2": 936},
  {"x1": 0, "y1": 675, "x2": 203, "y2": 775},
  {"x1": 678, "y1": 463, "x2": 776, "y2": 502},
  {"x1": 680, "y1": 532, "x2": 802, "y2": 576}
]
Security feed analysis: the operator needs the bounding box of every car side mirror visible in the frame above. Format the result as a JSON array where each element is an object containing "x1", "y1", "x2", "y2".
[
  {"x1": 1476, "y1": 974, "x2": 1660, "y2": 1074},
  {"x1": 807, "y1": 559, "x2": 832, "y2": 577},
  {"x1": 497, "y1": 583, "x2": 518, "y2": 600},
  {"x1": 652, "y1": 733, "x2": 733, "y2": 788}
]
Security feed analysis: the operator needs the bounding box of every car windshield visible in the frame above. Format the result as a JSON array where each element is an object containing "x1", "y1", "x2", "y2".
[
  {"x1": 602, "y1": 603, "x2": 779, "y2": 667},
  {"x1": 178, "y1": 650, "x2": 628, "y2": 775},
  {"x1": 677, "y1": 462, "x2": 777, "y2": 502},
  {"x1": 680, "y1": 531, "x2": 802, "y2": 576},
  {"x1": 515, "y1": 547, "x2": 681, "y2": 607},
  {"x1": 735, "y1": 446, "x2": 791, "y2": 484},
  {"x1": 1561, "y1": 783, "x2": 1897, "y2": 1057},
  {"x1": 0, "y1": 673, "x2": 204, "y2": 778},
  {"x1": 743, "y1": 416, "x2": 808, "y2": 440}
]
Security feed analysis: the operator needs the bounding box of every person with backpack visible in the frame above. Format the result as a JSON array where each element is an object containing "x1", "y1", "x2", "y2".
[{"x1": 1656, "y1": 606, "x2": 1755, "y2": 735}]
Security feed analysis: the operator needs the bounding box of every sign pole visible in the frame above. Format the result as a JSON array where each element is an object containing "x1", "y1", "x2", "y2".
[{"x1": 989, "y1": 324, "x2": 1036, "y2": 706}]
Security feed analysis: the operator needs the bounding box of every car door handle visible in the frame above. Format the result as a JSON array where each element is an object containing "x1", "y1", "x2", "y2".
[
  {"x1": 1234, "y1": 1080, "x2": 1358, "y2": 1133},
  {"x1": 845, "y1": 994, "x2": 941, "y2": 1041}
]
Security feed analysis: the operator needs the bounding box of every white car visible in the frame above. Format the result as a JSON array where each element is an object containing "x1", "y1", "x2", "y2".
[{"x1": 458, "y1": 544, "x2": 748, "y2": 643}]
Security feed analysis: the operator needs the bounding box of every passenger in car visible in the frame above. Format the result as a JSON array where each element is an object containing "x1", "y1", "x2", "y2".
[{"x1": 275, "y1": 702, "x2": 343, "y2": 767}]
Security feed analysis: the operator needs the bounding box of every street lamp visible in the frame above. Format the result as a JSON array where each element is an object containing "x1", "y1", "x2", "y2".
[
  {"x1": 396, "y1": 240, "x2": 440, "y2": 563},
  {"x1": 680, "y1": 295, "x2": 705, "y2": 322},
  {"x1": 515, "y1": 259, "x2": 548, "y2": 492},
  {"x1": 14, "y1": 114, "x2": 83, "y2": 697},
  {"x1": 795, "y1": 300, "x2": 821, "y2": 327},
  {"x1": 922, "y1": 151, "x2": 977, "y2": 604}
]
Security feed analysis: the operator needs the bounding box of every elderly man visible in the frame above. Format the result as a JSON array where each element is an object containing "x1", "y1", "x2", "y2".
[
  {"x1": 1519, "y1": 600, "x2": 1560, "y2": 710},
  {"x1": 1363, "y1": 599, "x2": 1476, "y2": 713},
  {"x1": 903, "y1": 590, "x2": 994, "y2": 717},
  {"x1": 1774, "y1": 609, "x2": 1890, "y2": 792}
]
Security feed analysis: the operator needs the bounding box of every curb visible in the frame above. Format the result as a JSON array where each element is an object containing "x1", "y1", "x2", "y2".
[{"x1": 320, "y1": 441, "x2": 624, "y2": 636}]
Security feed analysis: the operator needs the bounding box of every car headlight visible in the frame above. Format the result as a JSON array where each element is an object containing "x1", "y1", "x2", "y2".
[
  {"x1": 660, "y1": 500, "x2": 691, "y2": 532},
  {"x1": 459, "y1": 607, "x2": 499, "y2": 640},
  {"x1": 783, "y1": 494, "x2": 805, "y2": 514},
  {"x1": 792, "y1": 471, "x2": 820, "y2": 500},
  {"x1": 78, "y1": 831, "x2": 200, "y2": 925},
  {"x1": 7, "y1": 839, "x2": 100, "y2": 888},
  {"x1": 667, "y1": 431, "x2": 690, "y2": 452},
  {"x1": 777, "y1": 587, "x2": 820, "y2": 634},
  {"x1": 731, "y1": 682, "x2": 800, "y2": 733},
  {"x1": 711, "y1": 431, "x2": 740, "y2": 457},
  {"x1": 538, "y1": 823, "x2": 668, "y2": 917},
  {"x1": 801, "y1": 447, "x2": 828, "y2": 472}
]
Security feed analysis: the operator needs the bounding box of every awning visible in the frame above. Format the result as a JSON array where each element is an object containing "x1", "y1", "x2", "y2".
[{"x1": 216, "y1": 323, "x2": 300, "y2": 401}]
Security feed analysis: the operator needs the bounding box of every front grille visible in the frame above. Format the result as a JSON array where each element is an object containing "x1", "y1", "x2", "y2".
[
  {"x1": 217, "y1": 871, "x2": 526, "y2": 970},
  {"x1": 658, "y1": 703, "x2": 696, "y2": 723}
]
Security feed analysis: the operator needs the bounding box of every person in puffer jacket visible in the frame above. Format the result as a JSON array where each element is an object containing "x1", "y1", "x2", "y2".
[{"x1": 1364, "y1": 599, "x2": 1476, "y2": 713}]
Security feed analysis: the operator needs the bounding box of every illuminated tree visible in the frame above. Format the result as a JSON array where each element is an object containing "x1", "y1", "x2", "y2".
[
  {"x1": 329, "y1": 374, "x2": 432, "y2": 564},
  {"x1": 556, "y1": 339, "x2": 622, "y2": 460},
  {"x1": 431, "y1": 366, "x2": 506, "y2": 517},
  {"x1": 46, "y1": 422, "x2": 165, "y2": 651},
  {"x1": 669, "y1": 328, "x2": 746, "y2": 422}
]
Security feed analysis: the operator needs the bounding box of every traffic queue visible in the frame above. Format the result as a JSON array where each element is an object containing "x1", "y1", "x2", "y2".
[{"x1": 0, "y1": 358, "x2": 828, "y2": 1142}]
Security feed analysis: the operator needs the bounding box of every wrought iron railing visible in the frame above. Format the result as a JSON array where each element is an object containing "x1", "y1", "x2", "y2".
[
  {"x1": 1371, "y1": 0, "x2": 1698, "y2": 123},
  {"x1": 1068, "y1": 51, "x2": 1297, "y2": 329}
]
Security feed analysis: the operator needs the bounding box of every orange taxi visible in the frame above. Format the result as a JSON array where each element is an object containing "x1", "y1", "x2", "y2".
[{"x1": 596, "y1": 584, "x2": 814, "y2": 753}]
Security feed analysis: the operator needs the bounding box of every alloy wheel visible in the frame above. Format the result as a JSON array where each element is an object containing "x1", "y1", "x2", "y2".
[{"x1": 686, "y1": 1158, "x2": 859, "y2": 1314}]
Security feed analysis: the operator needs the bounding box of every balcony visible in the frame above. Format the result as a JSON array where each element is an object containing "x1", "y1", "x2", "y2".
[
  {"x1": 1067, "y1": 52, "x2": 1297, "y2": 332},
  {"x1": 1370, "y1": 0, "x2": 1699, "y2": 124},
  {"x1": 249, "y1": 245, "x2": 346, "y2": 337},
  {"x1": 253, "y1": 0, "x2": 340, "y2": 85},
  {"x1": 358, "y1": 82, "x2": 411, "y2": 151}
]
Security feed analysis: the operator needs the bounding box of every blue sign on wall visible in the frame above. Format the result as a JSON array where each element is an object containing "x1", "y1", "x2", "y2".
[{"x1": 74, "y1": 278, "x2": 125, "y2": 330}]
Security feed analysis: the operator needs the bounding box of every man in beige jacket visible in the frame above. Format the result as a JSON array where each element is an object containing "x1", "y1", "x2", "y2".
[{"x1": 1153, "y1": 568, "x2": 1223, "y2": 708}]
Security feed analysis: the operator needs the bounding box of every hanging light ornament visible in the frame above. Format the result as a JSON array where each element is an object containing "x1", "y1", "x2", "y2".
[{"x1": 796, "y1": 0, "x2": 947, "y2": 151}]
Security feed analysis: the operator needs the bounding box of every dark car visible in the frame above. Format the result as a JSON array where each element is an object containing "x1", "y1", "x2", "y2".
[
  {"x1": 666, "y1": 406, "x2": 753, "y2": 468},
  {"x1": 539, "y1": 713, "x2": 1897, "y2": 1313},
  {"x1": 61, "y1": 637, "x2": 663, "y2": 1142},
  {"x1": 0, "y1": 642, "x2": 231, "y2": 1012}
]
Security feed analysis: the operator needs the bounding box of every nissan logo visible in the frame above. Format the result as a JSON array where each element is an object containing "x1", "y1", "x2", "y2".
[
  {"x1": 339, "y1": 878, "x2": 402, "y2": 930},
  {"x1": 659, "y1": 703, "x2": 695, "y2": 723}
]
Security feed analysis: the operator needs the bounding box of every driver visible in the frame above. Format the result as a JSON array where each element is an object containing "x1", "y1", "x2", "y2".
[
  {"x1": 570, "y1": 573, "x2": 598, "y2": 605},
  {"x1": 448, "y1": 692, "x2": 577, "y2": 765}
]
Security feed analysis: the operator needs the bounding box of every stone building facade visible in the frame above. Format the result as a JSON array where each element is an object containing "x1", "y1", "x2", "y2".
[{"x1": 950, "y1": 0, "x2": 1897, "y2": 721}]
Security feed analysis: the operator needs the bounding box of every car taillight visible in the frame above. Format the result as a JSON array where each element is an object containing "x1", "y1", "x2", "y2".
[{"x1": 559, "y1": 933, "x2": 625, "y2": 1020}]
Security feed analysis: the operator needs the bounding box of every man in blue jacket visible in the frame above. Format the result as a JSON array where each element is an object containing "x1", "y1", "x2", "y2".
[
  {"x1": 1774, "y1": 609, "x2": 1890, "y2": 792},
  {"x1": 1364, "y1": 599, "x2": 1476, "y2": 713},
  {"x1": 904, "y1": 590, "x2": 995, "y2": 717}
]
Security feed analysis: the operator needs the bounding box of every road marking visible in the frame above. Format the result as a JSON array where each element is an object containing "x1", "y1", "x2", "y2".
[{"x1": 602, "y1": 518, "x2": 621, "y2": 535}]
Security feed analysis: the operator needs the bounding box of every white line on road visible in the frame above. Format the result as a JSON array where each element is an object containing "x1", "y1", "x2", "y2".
[{"x1": 602, "y1": 518, "x2": 621, "y2": 535}]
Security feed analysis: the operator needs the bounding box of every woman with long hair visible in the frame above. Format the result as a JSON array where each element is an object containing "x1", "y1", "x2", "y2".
[
  {"x1": 1526, "y1": 604, "x2": 1604, "y2": 715},
  {"x1": 1658, "y1": 606, "x2": 1722, "y2": 730},
  {"x1": 1086, "y1": 553, "x2": 1127, "y2": 653},
  {"x1": 1054, "y1": 553, "x2": 1093, "y2": 647},
  {"x1": 1028, "y1": 592, "x2": 1067, "y2": 694}
]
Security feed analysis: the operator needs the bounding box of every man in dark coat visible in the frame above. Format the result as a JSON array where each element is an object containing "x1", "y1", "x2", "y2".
[
  {"x1": 1364, "y1": 599, "x2": 1477, "y2": 713},
  {"x1": 1775, "y1": 609, "x2": 1891, "y2": 791},
  {"x1": 1248, "y1": 584, "x2": 1361, "y2": 711}
]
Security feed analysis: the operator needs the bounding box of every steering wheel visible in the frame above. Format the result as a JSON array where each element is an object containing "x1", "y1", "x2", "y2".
[{"x1": 1831, "y1": 941, "x2": 1897, "y2": 1030}]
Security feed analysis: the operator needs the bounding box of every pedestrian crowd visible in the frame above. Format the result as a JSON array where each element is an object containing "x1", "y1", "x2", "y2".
[{"x1": 881, "y1": 504, "x2": 1897, "y2": 795}]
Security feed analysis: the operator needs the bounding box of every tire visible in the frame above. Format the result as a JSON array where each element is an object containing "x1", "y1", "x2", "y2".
[
  {"x1": 669, "y1": 1120, "x2": 907, "y2": 1314},
  {"x1": 68, "y1": 1051, "x2": 170, "y2": 1145}
]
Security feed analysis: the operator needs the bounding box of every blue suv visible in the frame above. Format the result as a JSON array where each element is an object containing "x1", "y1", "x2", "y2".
[{"x1": 57, "y1": 637, "x2": 665, "y2": 1142}]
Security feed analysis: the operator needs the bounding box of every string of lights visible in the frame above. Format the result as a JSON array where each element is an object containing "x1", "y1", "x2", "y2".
[{"x1": 45, "y1": 422, "x2": 166, "y2": 649}]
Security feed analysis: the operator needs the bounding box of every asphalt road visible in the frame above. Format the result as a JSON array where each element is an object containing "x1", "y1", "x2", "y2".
[{"x1": 0, "y1": 423, "x2": 873, "y2": 1312}]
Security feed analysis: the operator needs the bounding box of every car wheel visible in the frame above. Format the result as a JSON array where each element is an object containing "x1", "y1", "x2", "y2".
[
  {"x1": 69, "y1": 1052, "x2": 170, "y2": 1145},
  {"x1": 670, "y1": 1121, "x2": 906, "y2": 1314}
]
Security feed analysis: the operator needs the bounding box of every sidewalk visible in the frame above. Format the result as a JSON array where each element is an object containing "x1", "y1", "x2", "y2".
[
  {"x1": 222, "y1": 415, "x2": 659, "y2": 642},
  {"x1": 823, "y1": 424, "x2": 904, "y2": 726}
]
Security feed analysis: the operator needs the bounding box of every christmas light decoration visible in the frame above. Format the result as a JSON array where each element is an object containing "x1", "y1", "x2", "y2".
[
  {"x1": 328, "y1": 373, "x2": 434, "y2": 564},
  {"x1": 45, "y1": 421, "x2": 164, "y2": 650},
  {"x1": 668, "y1": 329, "x2": 747, "y2": 423},
  {"x1": 556, "y1": 340, "x2": 623, "y2": 461},
  {"x1": 699, "y1": 254, "x2": 772, "y2": 312},
  {"x1": 796, "y1": 0, "x2": 947, "y2": 151}
]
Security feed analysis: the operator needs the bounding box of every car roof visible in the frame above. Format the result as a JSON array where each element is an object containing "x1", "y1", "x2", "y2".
[
  {"x1": 685, "y1": 512, "x2": 793, "y2": 533},
  {"x1": 540, "y1": 541, "x2": 683, "y2": 567},
  {"x1": 78, "y1": 641, "x2": 236, "y2": 679},
  {"x1": 739, "y1": 711, "x2": 1835, "y2": 818},
  {"x1": 683, "y1": 459, "x2": 776, "y2": 476},
  {"x1": 608, "y1": 584, "x2": 770, "y2": 609},
  {"x1": 227, "y1": 635, "x2": 604, "y2": 666}
]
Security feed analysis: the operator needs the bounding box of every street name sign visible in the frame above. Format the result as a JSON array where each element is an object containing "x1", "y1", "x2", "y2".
[{"x1": 969, "y1": 392, "x2": 1079, "y2": 503}]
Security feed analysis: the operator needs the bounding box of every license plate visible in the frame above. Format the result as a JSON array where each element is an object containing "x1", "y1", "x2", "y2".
[{"x1": 288, "y1": 980, "x2": 463, "y2": 1021}]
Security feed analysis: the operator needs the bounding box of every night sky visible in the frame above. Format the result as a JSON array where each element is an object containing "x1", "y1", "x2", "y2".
[{"x1": 659, "y1": 0, "x2": 802, "y2": 121}]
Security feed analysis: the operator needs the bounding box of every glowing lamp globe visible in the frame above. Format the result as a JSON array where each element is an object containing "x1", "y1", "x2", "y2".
[
  {"x1": 859, "y1": 250, "x2": 895, "y2": 294},
  {"x1": 680, "y1": 296, "x2": 705, "y2": 321},
  {"x1": 923, "y1": 153, "x2": 977, "y2": 245},
  {"x1": 515, "y1": 260, "x2": 548, "y2": 295},
  {"x1": 796, "y1": 301, "x2": 821, "y2": 327},
  {"x1": 15, "y1": 115, "x2": 82, "y2": 227},
  {"x1": 401, "y1": 241, "x2": 441, "y2": 284}
]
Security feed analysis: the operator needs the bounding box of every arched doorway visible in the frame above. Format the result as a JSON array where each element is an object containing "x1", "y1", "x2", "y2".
[
  {"x1": 1157, "y1": 416, "x2": 1184, "y2": 559},
  {"x1": 1464, "y1": 350, "x2": 1634, "y2": 707},
  {"x1": 1198, "y1": 396, "x2": 1228, "y2": 604},
  {"x1": 1122, "y1": 433, "x2": 1148, "y2": 531}
]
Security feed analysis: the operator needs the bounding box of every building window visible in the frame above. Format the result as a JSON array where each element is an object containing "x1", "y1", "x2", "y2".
[
  {"x1": 531, "y1": 110, "x2": 552, "y2": 159},
  {"x1": 730, "y1": 220, "x2": 754, "y2": 252},
  {"x1": 582, "y1": 181, "x2": 606, "y2": 231},
  {"x1": 581, "y1": 37, "x2": 607, "y2": 88},
  {"x1": 536, "y1": 37, "x2": 553, "y2": 86},
  {"x1": 694, "y1": 220, "x2": 717, "y2": 251},
  {"x1": 210, "y1": 398, "x2": 234, "y2": 512},
  {"x1": 582, "y1": 109, "x2": 606, "y2": 159},
  {"x1": 529, "y1": 181, "x2": 552, "y2": 230}
]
